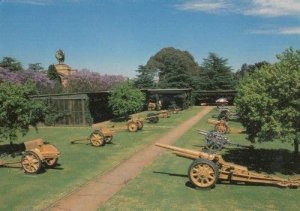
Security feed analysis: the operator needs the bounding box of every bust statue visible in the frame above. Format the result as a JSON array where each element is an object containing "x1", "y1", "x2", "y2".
[{"x1": 55, "y1": 49, "x2": 65, "y2": 64}]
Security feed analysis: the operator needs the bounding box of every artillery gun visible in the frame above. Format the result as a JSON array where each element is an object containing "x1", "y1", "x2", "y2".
[
  {"x1": 71, "y1": 124, "x2": 114, "y2": 147},
  {"x1": 155, "y1": 143, "x2": 300, "y2": 189},
  {"x1": 145, "y1": 113, "x2": 159, "y2": 123},
  {"x1": 198, "y1": 130, "x2": 252, "y2": 153},
  {"x1": 127, "y1": 116, "x2": 144, "y2": 132},
  {"x1": 71, "y1": 116, "x2": 144, "y2": 147},
  {"x1": 0, "y1": 139, "x2": 60, "y2": 174},
  {"x1": 217, "y1": 106, "x2": 238, "y2": 121},
  {"x1": 207, "y1": 119, "x2": 230, "y2": 134}
]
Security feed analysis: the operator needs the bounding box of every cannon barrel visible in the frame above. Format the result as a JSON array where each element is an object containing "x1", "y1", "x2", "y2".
[
  {"x1": 197, "y1": 129, "x2": 208, "y2": 136},
  {"x1": 155, "y1": 143, "x2": 216, "y2": 160}
]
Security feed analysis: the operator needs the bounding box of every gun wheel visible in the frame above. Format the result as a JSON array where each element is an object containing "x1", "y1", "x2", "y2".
[
  {"x1": 21, "y1": 151, "x2": 42, "y2": 174},
  {"x1": 90, "y1": 131, "x2": 105, "y2": 146},
  {"x1": 214, "y1": 123, "x2": 228, "y2": 134},
  {"x1": 188, "y1": 159, "x2": 219, "y2": 189},
  {"x1": 128, "y1": 122, "x2": 138, "y2": 132}
]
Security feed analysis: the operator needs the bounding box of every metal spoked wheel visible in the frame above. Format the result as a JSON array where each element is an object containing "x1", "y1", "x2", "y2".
[
  {"x1": 128, "y1": 122, "x2": 138, "y2": 132},
  {"x1": 188, "y1": 159, "x2": 219, "y2": 189},
  {"x1": 89, "y1": 131, "x2": 105, "y2": 147},
  {"x1": 21, "y1": 151, "x2": 42, "y2": 174}
]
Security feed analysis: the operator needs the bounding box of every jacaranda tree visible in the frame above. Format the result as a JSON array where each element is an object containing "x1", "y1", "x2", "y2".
[
  {"x1": 235, "y1": 48, "x2": 300, "y2": 155},
  {"x1": 64, "y1": 69, "x2": 126, "y2": 93},
  {"x1": 0, "y1": 67, "x2": 54, "y2": 94}
]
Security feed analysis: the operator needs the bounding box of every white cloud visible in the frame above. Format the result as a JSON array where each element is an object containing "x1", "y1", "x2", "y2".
[
  {"x1": 175, "y1": 0, "x2": 300, "y2": 17},
  {"x1": 244, "y1": 0, "x2": 300, "y2": 17},
  {"x1": 175, "y1": 0, "x2": 232, "y2": 12},
  {"x1": 250, "y1": 26, "x2": 300, "y2": 35}
]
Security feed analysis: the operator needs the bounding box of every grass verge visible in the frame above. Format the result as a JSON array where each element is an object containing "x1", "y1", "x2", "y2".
[
  {"x1": 0, "y1": 107, "x2": 202, "y2": 210},
  {"x1": 100, "y1": 108, "x2": 300, "y2": 211}
]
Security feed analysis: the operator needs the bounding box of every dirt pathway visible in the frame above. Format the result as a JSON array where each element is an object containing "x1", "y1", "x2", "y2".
[{"x1": 47, "y1": 106, "x2": 214, "y2": 211}]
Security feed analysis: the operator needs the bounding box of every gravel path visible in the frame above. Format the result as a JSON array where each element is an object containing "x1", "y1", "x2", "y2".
[{"x1": 47, "y1": 106, "x2": 213, "y2": 211}]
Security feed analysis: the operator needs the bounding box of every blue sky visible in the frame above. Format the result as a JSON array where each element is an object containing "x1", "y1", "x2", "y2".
[{"x1": 0, "y1": 0, "x2": 299, "y2": 77}]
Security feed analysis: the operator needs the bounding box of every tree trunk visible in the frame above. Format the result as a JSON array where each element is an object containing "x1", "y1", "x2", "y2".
[{"x1": 294, "y1": 139, "x2": 299, "y2": 158}]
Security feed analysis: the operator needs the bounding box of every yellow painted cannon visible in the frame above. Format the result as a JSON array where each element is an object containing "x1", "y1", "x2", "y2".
[
  {"x1": 155, "y1": 143, "x2": 300, "y2": 189},
  {"x1": 208, "y1": 119, "x2": 230, "y2": 134},
  {"x1": 0, "y1": 139, "x2": 60, "y2": 174}
]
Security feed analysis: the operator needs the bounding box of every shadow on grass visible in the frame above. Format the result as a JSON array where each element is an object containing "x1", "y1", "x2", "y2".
[
  {"x1": 222, "y1": 148, "x2": 300, "y2": 175},
  {"x1": 153, "y1": 171, "x2": 187, "y2": 178}
]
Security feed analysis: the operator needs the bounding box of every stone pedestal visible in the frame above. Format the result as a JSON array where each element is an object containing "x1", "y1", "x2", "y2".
[
  {"x1": 55, "y1": 64, "x2": 72, "y2": 76},
  {"x1": 55, "y1": 64, "x2": 72, "y2": 86}
]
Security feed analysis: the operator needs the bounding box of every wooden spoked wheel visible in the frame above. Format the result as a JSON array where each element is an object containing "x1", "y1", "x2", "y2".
[
  {"x1": 188, "y1": 159, "x2": 219, "y2": 189},
  {"x1": 21, "y1": 151, "x2": 42, "y2": 174},
  {"x1": 44, "y1": 158, "x2": 58, "y2": 167},
  {"x1": 89, "y1": 131, "x2": 105, "y2": 146},
  {"x1": 128, "y1": 122, "x2": 138, "y2": 132}
]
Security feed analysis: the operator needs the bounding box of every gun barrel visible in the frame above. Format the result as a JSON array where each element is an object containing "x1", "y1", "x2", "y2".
[
  {"x1": 155, "y1": 143, "x2": 215, "y2": 160},
  {"x1": 197, "y1": 129, "x2": 208, "y2": 136}
]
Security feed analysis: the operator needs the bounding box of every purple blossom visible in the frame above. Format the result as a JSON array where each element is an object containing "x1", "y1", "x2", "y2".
[
  {"x1": 64, "y1": 69, "x2": 126, "y2": 92},
  {"x1": 0, "y1": 67, "x2": 54, "y2": 92}
]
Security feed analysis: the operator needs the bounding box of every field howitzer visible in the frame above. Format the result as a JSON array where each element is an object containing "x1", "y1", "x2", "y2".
[
  {"x1": 207, "y1": 119, "x2": 230, "y2": 134},
  {"x1": 71, "y1": 124, "x2": 114, "y2": 147},
  {"x1": 1, "y1": 139, "x2": 60, "y2": 174},
  {"x1": 217, "y1": 106, "x2": 238, "y2": 121},
  {"x1": 155, "y1": 143, "x2": 300, "y2": 189},
  {"x1": 198, "y1": 130, "x2": 252, "y2": 153}
]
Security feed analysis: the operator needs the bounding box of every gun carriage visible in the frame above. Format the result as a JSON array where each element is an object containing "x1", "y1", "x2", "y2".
[
  {"x1": 155, "y1": 143, "x2": 300, "y2": 189},
  {"x1": 0, "y1": 139, "x2": 60, "y2": 174}
]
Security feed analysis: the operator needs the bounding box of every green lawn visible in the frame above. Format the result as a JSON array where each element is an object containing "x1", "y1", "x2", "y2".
[
  {"x1": 100, "y1": 108, "x2": 300, "y2": 211},
  {"x1": 0, "y1": 107, "x2": 203, "y2": 210}
]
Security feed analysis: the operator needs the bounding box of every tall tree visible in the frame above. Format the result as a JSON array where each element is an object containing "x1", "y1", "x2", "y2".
[
  {"x1": 199, "y1": 53, "x2": 235, "y2": 90},
  {"x1": 0, "y1": 57, "x2": 23, "y2": 72},
  {"x1": 235, "y1": 61, "x2": 270, "y2": 80},
  {"x1": 235, "y1": 48, "x2": 300, "y2": 155},
  {"x1": 145, "y1": 47, "x2": 200, "y2": 88},
  {"x1": 134, "y1": 65, "x2": 156, "y2": 89}
]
